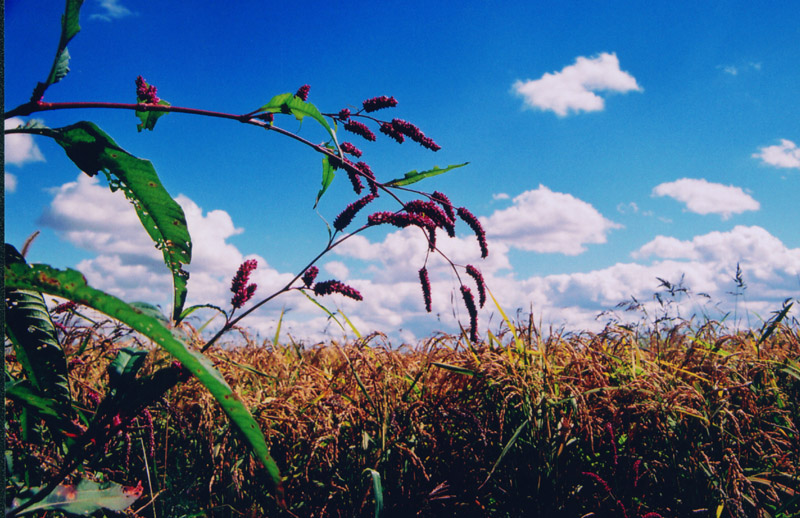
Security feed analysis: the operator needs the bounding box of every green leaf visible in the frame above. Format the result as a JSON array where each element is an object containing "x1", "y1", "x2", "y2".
[
  {"x1": 256, "y1": 92, "x2": 337, "y2": 143},
  {"x1": 386, "y1": 162, "x2": 469, "y2": 187},
  {"x1": 363, "y1": 469, "x2": 384, "y2": 518},
  {"x1": 315, "y1": 154, "x2": 336, "y2": 208},
  {"x1": 3, "y1": 245, "x2": 74, "y2": 419},
  {"x1": 5, "y1": 380, "x2": 64, "y2": 420},
  {"x1": 136, "y1": 99, "x2": 171, "y2": 132},
  {"x1": 36, "y1": 0, "x2": 84, "y2": 95},
  {"x1": 107, "y1": 348, "x2": 149, "y2": 391},
  {"x1": 431, "y1": 362, "x2": 476, "y2": 377},
  {"x1": 10, "y1": 478, "x2": 142, "y2": 516},
  {"x1": 44, "y1": 121, "x2": 192, "y2": 321},
  {"x1": 4, "y1": 263, "x2": 283, "y2": 494}
]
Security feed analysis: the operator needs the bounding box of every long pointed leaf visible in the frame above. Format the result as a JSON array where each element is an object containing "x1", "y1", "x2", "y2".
[
  {"x1": 10, "y1": 479, "x2": 142, "y2": 516},
  {"x1": 4, "y1": 245, "x2": 74, "y2": 420},
  {"x1": 43, "y1": 121, "x2": 192, "y2": 320},
  {"x1": 256, "y1": 92, "x2": 336, "y2": 143},
  {"x1": 4, "y1": 263, "x2": 282, "y2": 494},
  {"x1": 386, "y1": 162, "x2": 468, "y2": 187},
  {"x1": 35, "y1": 0, "x2": 84, "y2": 97}
]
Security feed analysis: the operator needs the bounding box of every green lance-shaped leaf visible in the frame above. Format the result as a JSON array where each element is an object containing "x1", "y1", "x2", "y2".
[
  {"x1": 9, "y1": 479, "x2": 142, "y2": 516},
  {"x1": 315, "y1": 154, "x2": 336, "y2": 208},
  {"x1": 386, "y1": 162, "x2": 469, "y2": 187},
  {"x1": 4, "y1": 263, "x2": 283, "y2": 494},
  {"x1": 45, "y1": 121, "x2": 191, "y2": 321},
  {"x1": 363, "y1": 469, "x2": 384, "y2": 518},
  {"x1": 256, "y1": 92, "x2": 337, "y2": 144},
  {"x1": 4, "y1": 245, "x2": 74, "y2": 420},
  {"x1": 34, "y1": 0, "x2": 84, "y2": 99}
]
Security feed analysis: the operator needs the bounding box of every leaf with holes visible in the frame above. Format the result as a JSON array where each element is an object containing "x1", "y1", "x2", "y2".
[
  {"x1": 3, "y1": 245, "x2": 74, "y2": 423},
  {"x1": 9, "y1": 479, "x2": 142, "y2": 516},
  {"x1": 34, "y1": 0, "x2": 84, "y2": 98},
  {"x1": 4, "y1": 263, "x2": 283, "y2": 495},
  {"x1": 42, "y1": 121, "x2": 191, "y2": 321}
]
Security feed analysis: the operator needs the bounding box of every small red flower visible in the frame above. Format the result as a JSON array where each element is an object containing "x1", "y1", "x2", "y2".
[{"x1": 295, "y1": 84, "x2": 310, "y2": 101}]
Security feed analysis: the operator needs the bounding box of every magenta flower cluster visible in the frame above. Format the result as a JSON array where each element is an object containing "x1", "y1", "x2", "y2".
[
  {"x1": 230, "y1": 259, "x2": 258, "y2": 309},
  {"x1": 340, "y1": 142, "x2": 363, "y2": 158},
  {"x1": 135, "y1": 76, "x2": 160, "y2": 104},
  {"x1": 295, "y1": 84, "x2": 310, "y2": 101},
  {"x1": 334, "y1": 194, "x2": 377, "y2": 232},
  {"x1": 460, "y1": 286, "x2": 479, "y2": 342},
  {"x1": 465, "y1": 265, "x2": 486, "y2": 307},
  {"x1": 405, "y1": 200, "x2": 455, "y2": 237},
  {"x1": 343, "y1": 120, "x2": 377, "y2": 141},
  {"x1": 362, "y1": 95, "x2": 398, "y2": 113},
  {"x1": 367, "y1": 211, "x2": 436, "y2": 230},
  {"x1": 302, "y1": 266, "x2": 319, "y2": 288},
  {"x1": 418, "y1": 267, "x2": 432, "y2": 313},
  {"x1": 313, "y1": 280, "x2": 363, "y2": 301},
  {"x1": 389, "y1": 119, "x2": 441, "y2": 151},
  {"x1": 456, "y1": 207, "x2": 489, "y2": 259}
]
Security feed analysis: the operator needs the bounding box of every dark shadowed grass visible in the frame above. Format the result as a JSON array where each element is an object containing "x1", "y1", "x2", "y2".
[{"x1": 5, "y1": 317, "x2": 800, "y2": 517}]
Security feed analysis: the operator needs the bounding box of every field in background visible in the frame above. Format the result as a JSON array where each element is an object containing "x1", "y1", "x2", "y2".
[{"x1": 5, "y1": 313, "x2": 800, "y2": 517}]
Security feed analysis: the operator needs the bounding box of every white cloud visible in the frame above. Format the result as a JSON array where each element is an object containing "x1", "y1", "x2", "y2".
[
  {"x1": 752, "y1": 139, "x2": 800, "y2": 170},
  {"x1": 481, "y1": 185, "x2": 621, "y2": 255},
  {"x1": 4, "y1": 118, "x2": 45, "y2": 166},
  {"x1": 616, "y1": 201, "x2": 639, "y2": 214},
  {"x1": 90, "y1": 0, "x2": 134, "y2": 21},
  {"x1": 492, "y1": 193, "x2": 510, "y2": 201},
  {"x1": 652, "y1": 178, "x2": 760, "y2": 219},
  {"x1": 5, "y1": 173, "x2": 18, "y2": 193},
  {"x1": 512, "y1": 52, "x2": 642, "y2": 116}
]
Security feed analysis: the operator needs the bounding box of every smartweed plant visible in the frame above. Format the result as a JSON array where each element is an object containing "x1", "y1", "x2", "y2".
[{"x1": 4, "y1": 1, "x2": 489, "y2": 514}]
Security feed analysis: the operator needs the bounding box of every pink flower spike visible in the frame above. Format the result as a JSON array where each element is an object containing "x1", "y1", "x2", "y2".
[
  {"x1": 313, "y1": 280, "x2": 363, "y2": 301},
  {"x1": 465, "y1": 265, "x2": 486, "y2": 308},
  {"x1": 344, "y1": 120, "x2": 377, "y2": 141},
  {"x1": 457, "y1": 207, "x2": 489, "y2": 258},
  {"x1": 362, "y1": 95, "x2": 398, "y2": 113},
  {"x1": 460, "y1": 285, "x2": 479, "y2": 342},
  {"x1": 302, "y1": 266, "x2": 319, "y2": 287},
  {"x1": 333, "y1": 194, "x2": 377, "y2": 232},
  {"x1": 295, "y1": 84, "x2": 310, "y2": 101},
  {"x1": 419, "y1": 267, "x2": 432, "y2": 312},
  {"x1": 341, "y1": 142, "x2": 363, "y2": 158}
]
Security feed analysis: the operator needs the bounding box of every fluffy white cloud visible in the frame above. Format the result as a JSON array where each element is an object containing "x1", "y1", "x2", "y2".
[
  {"x1": 752, "y1": 139, "x2": 800, "y2": 170},
  {"x1": 481, "y1": 185, "x2": 621, "y2": 255},
  {"x1": 652, "y1": 178, "x2": 760, "y2": 219},
  {"x1": 5, "y1": 173, "x2": 18, "y2": 193},
  {"x1": 4, "y1": 118, "x2": 45, "y2": 166},
  {"x1": 90, "y1": 0, "x2": 134, "y2": 21},
  {"x1": 512, "y1": 52, "x2": 642, "y2": 116}
]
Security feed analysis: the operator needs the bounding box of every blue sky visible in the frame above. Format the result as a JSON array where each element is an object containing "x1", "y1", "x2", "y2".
[{"x1": 5, "y1": 1, "x2": 799, "y2": 343}]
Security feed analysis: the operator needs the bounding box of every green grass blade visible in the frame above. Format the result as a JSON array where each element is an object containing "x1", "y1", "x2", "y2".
[
  {"x1": 487, "y1": 286, "x2": 524, "y2": 351},
  {"x1": 431, "y1": 362, "x2": 476, "y2": 377},
  {"x1": 479, "y1": 420, "x2": 529, "y2": 489},
  {"x1": 363, "y1": 469, "x2": 384, "y2": 518},
  {"x1": 45, "y1": 121, "x2": 192, "y2": 321},
  {"x1": 4, "y1": 263, "x2": 282, "y2": 494}
]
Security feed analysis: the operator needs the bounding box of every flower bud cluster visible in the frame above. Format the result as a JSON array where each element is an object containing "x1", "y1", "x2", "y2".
[
  {"x1": 313, "y1": 280, "x2": 363, "y2": 301},
  {"x1": 389, "y1": 119, "x2": 441, "y2": 151},
  {"x1": 461, "y1": 286, "x2": 479, "y2": 342},
  {"x1": 334, "y1": 194, "x2": 377, "y2": 232},
  {"x1": 302, "y1": 266, "x2": 319, "y2": 287},
  {"x1": 418, "y1": 267, "x2": 432, "y2": 312},
  {"x1": 230, "y1": 259, "x2": 258, "y2": 309},
  {"x1": 344, "y1": 120, "x2": 377, "y2": 141},
  {"x1": 53, "y1": 300, "x2": 77, "y2": 314},
  {"x1": 135, "y1": 76, "x2": 160, "y2": 104},
  {"x1": 405, "y1": 200, "x2": 455, "y2": 237},
  {"x1": 340, "y1": 142, "x2": 363, "y2": 158},
  {"x1": 362, "y1": 95, "x2": 398, "y2": 113},
  {"x1": 367, "y1": 211, "x2": 436, "y2": 230},
  {"x1": 456, "y1": 207, "x2": 489, "y2": 258},
  {"x1": 295, "y1": 84, "x2": 310, "y2": 101},
  {"x1": 465, "y1": 265, "x2": 486, "y2": 308}
]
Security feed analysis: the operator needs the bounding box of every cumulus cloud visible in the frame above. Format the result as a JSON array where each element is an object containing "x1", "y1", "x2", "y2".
[
  {"x1": 90, "y1": 0, "x2": 134, "y2": 21},
  {"x1": 481, "y1": 185, "x2": 621, "y2": 255},
  {"x1": 652, "y1": 178, "x2": 760, "y2": 220},
  {"x1": 752, "y1": 139, "x2": 800, "y2": 170},
  {"x1": 5, "y1": 173, "x2": 18, "y2": 193},
  {"x1": 512, "y1": 52, "x2": 642, "y2": 116},
  {"x1": 4, "y1": 118, "x2": 45, "y2": 166}
]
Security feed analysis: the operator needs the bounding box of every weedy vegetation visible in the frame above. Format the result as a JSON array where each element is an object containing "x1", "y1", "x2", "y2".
[{"x1": 4, "y1": 2, "x2": 799, "y2": 517}]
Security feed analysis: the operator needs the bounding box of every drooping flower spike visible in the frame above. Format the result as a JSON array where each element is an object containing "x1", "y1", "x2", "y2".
[
  {"x1": 302, "y1": 266, "x2": 319, "y2": 287},
  {"x1": 313, "y1": 280, "x2": 363, "y2": 301},
  {"x1": 456, "y1": 207, "x2": 489, "y2": 259},
  {"x1": 333, "y1": 194, "x2": 377, "y2": 232},
  {"x1": 295, "y1": 84, "x2": 310, "y2": 101},
  {"x1": 465, "y1": 265, "x2": 486, "y2": 308},
  {"x1": 344, "y1": 120, "x2": 377, "y2": 141},
  {"x1": 418, "y1": 267, "x2": 432, "y2": 312},
  {"x1": 460, "y1": 285, "x2": 479, "y2": 342}
]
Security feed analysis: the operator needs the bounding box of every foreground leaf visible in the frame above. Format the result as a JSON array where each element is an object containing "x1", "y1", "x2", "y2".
[
  {"x1": 386, "y1": 162, "x2": 469, "y2": 187},
  {"x1": 4, "y1": 263, "x2": 283, "y2": 494},
  {"x1": 256, "y1": 92, "x2": 336, "y2": 143},
  {"x1": 43, "y1": 121, "x2": 192, "y2": 320},
  {"x1": 4, "y1": 245, "x2": 74, "y2": 421},
  {"x1": 10, "y1": 479, "x2": 142, "y2": 516}
]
